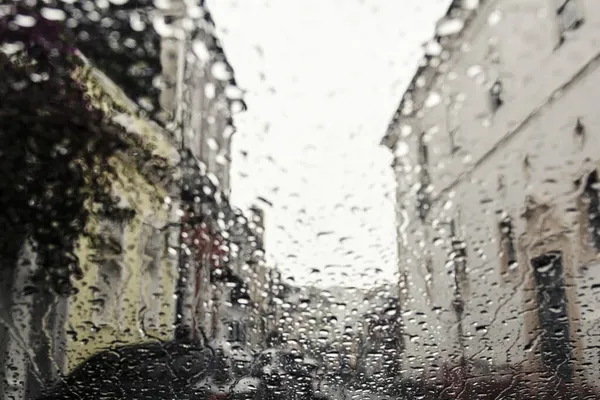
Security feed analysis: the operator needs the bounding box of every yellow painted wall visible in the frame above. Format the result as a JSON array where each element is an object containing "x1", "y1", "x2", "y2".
[
  {"x1": 65, "y1": 155, "x2": 177, "y2": 372},
  {"x1": 63, "y1": 55, "x2": 181, "y2": 373}
]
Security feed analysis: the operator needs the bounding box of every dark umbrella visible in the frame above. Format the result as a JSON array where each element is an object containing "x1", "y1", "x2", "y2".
[{"x1": 38, "y1": 338, "x2": 216, "y2": 400}]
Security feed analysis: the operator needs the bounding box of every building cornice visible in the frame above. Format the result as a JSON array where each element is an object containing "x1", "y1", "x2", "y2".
[
  {"x1": 397, "y1": 46, "x2": 600, "y2": 233},
  {"x1": 381, "y1": 0, "x2": 496, "y2": 151}
]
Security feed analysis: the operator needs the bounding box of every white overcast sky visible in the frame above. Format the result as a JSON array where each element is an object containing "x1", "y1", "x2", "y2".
[{"x1": 206, "y1": 0, "x2": 451, "y2": 288}]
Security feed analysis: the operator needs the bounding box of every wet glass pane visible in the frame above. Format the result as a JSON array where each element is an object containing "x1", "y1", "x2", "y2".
[{"x1": 1, "y1": 0, "x2": 600, "y2": 399}]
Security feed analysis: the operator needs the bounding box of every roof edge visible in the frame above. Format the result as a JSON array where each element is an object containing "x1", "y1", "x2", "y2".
[
  {"x1": 202, "y1": 5, "x2": 248, "y2": 114},
  {"x1": 380, "y1": 0, "x2": 487, "y2": 150}
]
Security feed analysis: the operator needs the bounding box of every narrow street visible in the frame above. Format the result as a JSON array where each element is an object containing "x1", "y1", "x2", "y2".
[{"x1": 1, "y1": 0, "x2": 600, "y2": 399}]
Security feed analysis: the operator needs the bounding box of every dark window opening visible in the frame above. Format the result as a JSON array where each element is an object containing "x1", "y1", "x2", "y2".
[
  {"x1": 489, "y1": 79, "x2": 503, "y2": 112},
  {"x1": 499, "y1": 214, "x2": 517, "y2": 272},
  {"x1": 446, "y1": 94, "x2": 461, "y2": 155},
  {"x1": 556, "y1": 0, "x2": 584, "y2": 43},
  {"x1": 91, "y1": 218, "x2": 125, "y2": 324},
  {"x1": 449, "y1": 128, "x2": 460, "y2": 154},
  {"x1": 449, "y1": 219, "x2": 467, "y2": 288},
  {"x1": 486, "y1": 42, "x2": 501, "y2": 65},
  {"x1": 530, "y1": 251, "x2": 572, "y2": 381},
  {"x1": 229, "y1": 278, "x2": 251, "y2": 305},
  {"x1": 583, "y1": 170, "x2": 600, "y2": 251},
  {"x1": 417, "y1": 132, "x2": 429, "y2": 166},
  {"x1": 416, "y1": 178, "x2": 431, "y2": 222},
  {"x1": 425, "y1": 255, "x2": 434, "y2": 287},
  {"x1": 416, "y1": 132, "x2": 431, "y2": 222},
  {"x1": 142, "y1": 229, "x2": 163, "y2": 328},
  {"x1": 228, "y1": 320, "x2": 246, "y2": 343},
  {"x1": 92, "y1": 219, "x2": 126, "y2": 258},
  {"x1": 575, "y1": 118, "x2": 585, "y2": 136},
  {"x1": 95, "y1": 260, "x2": 122, "y2": 323}
]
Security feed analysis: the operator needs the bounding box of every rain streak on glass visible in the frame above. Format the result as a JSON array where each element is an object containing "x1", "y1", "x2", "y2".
[{"x1": 0, "y1": 0, "x2": 600, "y2": 400}]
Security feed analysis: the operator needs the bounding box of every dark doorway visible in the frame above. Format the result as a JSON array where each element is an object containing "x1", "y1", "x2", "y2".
[
  {"x1": 583, "y1": 170, "x2": 600, "y2": 251},
  {"x1": 530, "y1": 251, "x2": 573, "y2": 381}
]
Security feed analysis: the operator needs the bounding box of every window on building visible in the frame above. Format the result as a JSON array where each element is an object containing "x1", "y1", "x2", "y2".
[
  {"x1": 228, "y1": 320, "x2": 246, "y2": 343},
  {"x1": 449, "y1": 219, "x2": 468, "y2": 289},
  {"x1": 425, "y1": 255, "x2": 434, "y2": 287},
  {"x1": 489, "y1": 79, "x2": 503, "y2": 112},
  {"x1": 555, "y1": 0, "x2": 584, "y2": 41},
  {"x1": 416, "y1": 132, "x2": 431, "y2": 222},
  {"x1": 417, "y1": 132, "x2": 429, "y2": 166},
  {"x1": 498, "y1": 213, "x2": 517, "y2": 274},
  {"x1": 416, "y1": 178, "x2": 431, "y2": 222},
  {"x1": 96, "y1": 260, "x2": 123, "y2": 325},
  {"x1": 93, "y1": 218, "x2": 125, "y2": 257},
  {"x1": 530, "y1": 251, "x2": 572, "y2": 380},
  {"x1": 497, "y1": 174, "x2": 506, "y2": 193},
  {"x1": 583, "y1": 170, "x2": 600, "y2": 251},
  {"x1": 230, "y1": 278, "x2": 251, "y2": 306},
  {"x1": 448, "y1": 128, "x2": 459, "y2": 154},
  {"x1": 141, "y1": 229, "x2": 164, "y2": 330},
  {"x1": 446, "y1": 94, "x2": 461, "y2": 154},
  {"x1": 93, "y1": 219, "x2": 125, "y2": 325},
  {"x1": 486, "y1": 40, "x2": 502, "y2": 66}
]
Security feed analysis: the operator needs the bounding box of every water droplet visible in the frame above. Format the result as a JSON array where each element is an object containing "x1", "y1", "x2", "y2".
[
  {"x1": 40, "y1": 8, "x2": 66, "y2": 21},
  {"x1": 400, "y1": 124, "x2": 413, "y2": 137},
  {"x1": 488, "y1": 9, "x2": 503, "y2": 26},
  {"x1": 225, "y1": 85, "x2": 244, "y2": 101},
  {"x1": 0, "y1": 42, "x2": 24, "y2": 56},
  {"x1": 14, "y1": 15, "x2": 36, "y2": 28},
  {"x1": 424, "y1": 92, "x2": 442, "y2": 108},
  {"x1": 230, "y1": 100, "x2": 245, "y2": 114},
  {"x1": 436, "y1": 18, "x2": 465, "y2": 36},
  {"x1": 466, "y1": 64, "x2": 484, "y2": 79},
  {"x1": 395, "y1": 142, "x2": 409, "y2": 157},
  {"x1": 207, "y1": 138, "x2": 219, "y2": 151},
  {"x1": 423, "y1": 40, "x2": 442, "y2": 57},
  {"x1": 463, "y1": 0, "x2": 480, "y2": 10},
  {"x1": 193, "y1": 40, "x2": 210, "y2": 64},
  {"x1": 129, "y1": 11, "x2": 145, "y2": 32},
  {"x1": 152, "y1": 15, "x2": 174, "y2": 37},
  {"x1": 211, "y1": 61, "x2": 233, "y2": 81},
  {"x1": 205, "y1": 83, "x2": 216, "y2": 99}
]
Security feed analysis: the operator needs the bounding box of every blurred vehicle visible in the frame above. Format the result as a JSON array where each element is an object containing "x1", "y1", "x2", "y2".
[
  {"x1": 251, "y1": 347, "x2": 326, "y2": 400},
  {"x1": 37, "y1": 338, "x2": 214, "y2": 400},
  {"x1": 228, "y1": 376, "x2": 261, "y2": 400}
]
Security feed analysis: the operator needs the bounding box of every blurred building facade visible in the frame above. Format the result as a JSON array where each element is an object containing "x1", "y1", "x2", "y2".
[
  {"x1": 160, "y1": 0, "x2": 245, "y2": 196},
  {"x1": 355, "y1": 287, "x2": 403, "y2": 387},
  {"x1": 0, "y1": 1, "x2": 255, "y2": 398},
  {"x1": 0, "y1": 36, "x2": 182, "y2": 400},
  {"x1": 64, "y1": 54, "x2": 181, "y2": 369},
  {"x1": 383, "y1": 0, "x2": 600, "y2": 387}
]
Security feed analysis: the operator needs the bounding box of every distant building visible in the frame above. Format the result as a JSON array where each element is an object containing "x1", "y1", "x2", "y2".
[
  {"x1": 355, "y1": 289, "x2": 403, "y2": 387},
  {"x1": 248, "y1": 206, "x2": 266, "y2": 252},
  {"x1": 156, "y1": 1, "x2": 252, "y2": 350},
  {"x1": 382, "y1": 0, "x2": 600, "y2": 387},
  {"x1": 155, "y1": 0, "x2": 246, "y2": 195},
  {"x1": 270, "y1": 284, "x2": 399, "y2": 384}
]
